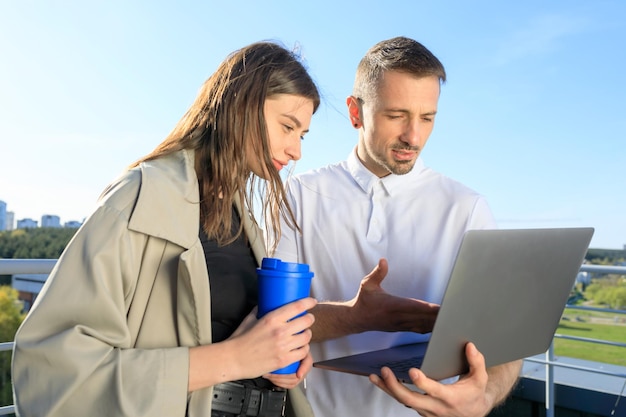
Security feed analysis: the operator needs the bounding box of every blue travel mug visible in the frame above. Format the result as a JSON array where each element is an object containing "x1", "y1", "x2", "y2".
[{"x1": 256, "y1": 257, "x2": 314, "y2": 374}]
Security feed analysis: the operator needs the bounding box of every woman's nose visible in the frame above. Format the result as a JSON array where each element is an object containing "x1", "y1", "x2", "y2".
[{"x1": 285, "y1": 137, "x2": 302, "y2": 161}]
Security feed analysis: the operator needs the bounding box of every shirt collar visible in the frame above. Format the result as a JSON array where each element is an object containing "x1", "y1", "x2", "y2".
[{"x1": 346, "y1": 148, "x2": 427, "y2": 197}]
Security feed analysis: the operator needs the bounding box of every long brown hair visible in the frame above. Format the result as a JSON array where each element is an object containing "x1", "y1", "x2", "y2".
[{"x1": 132, "y1": 41, "x2": 320, "y2": 247}]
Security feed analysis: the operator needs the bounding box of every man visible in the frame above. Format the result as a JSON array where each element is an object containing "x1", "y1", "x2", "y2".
[{"x1": 273, "y1": 36, "x2": 522, "y2": 416}]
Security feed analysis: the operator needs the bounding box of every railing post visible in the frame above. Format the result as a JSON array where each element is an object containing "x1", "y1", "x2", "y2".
[{"x1": 546, "y1": 342, "x2": 555, "y2": 417}]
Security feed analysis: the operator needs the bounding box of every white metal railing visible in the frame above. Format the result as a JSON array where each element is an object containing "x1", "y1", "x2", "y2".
[
  {"x1": 0, "y1": 259, "x2": 57, "y2": 275},
  {"x1": 540, "y1": 263, "x2": 626, "y2": 417},
  {"x1": 524, "y1": 306, "x2": 626, "y2": 417},
  {"x1": 0, "y1": 343, "x2": 15, "y2": 415},
  {"x1": 0, "y1": 259, "x2": 57, "y2": 416},
  {"x1": 0, "y1": 259, "x2": 625, "y2": 416},
  {"x1": 579, "y1": 264, "x2": 626, "y2": 275}
]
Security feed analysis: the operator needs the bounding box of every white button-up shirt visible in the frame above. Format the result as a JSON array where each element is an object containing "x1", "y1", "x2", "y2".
[{"x1": 274, "y1": 149, "x2": 496, "y2": 417}]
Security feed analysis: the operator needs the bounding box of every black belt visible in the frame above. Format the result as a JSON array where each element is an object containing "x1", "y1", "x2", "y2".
[{"x1": 211, "y1": 381, "x2": 287, "y2": 417}]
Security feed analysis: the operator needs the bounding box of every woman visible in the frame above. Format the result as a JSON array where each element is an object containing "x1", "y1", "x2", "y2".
[{"x1": 12, "y1": 41, "x2": 320, "y2": 417}]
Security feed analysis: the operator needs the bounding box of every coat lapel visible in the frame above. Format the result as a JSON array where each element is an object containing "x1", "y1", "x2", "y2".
[{"x1": 177, "y1": 244, "x2": 212, "y2": 346}]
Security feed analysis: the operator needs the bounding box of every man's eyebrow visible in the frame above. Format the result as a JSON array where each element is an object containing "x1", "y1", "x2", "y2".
[{"x1": 384, "y1": 108, "x2": 438, "y2": 116}]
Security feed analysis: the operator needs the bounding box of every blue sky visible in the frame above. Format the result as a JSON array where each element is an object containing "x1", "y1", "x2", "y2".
[{"x1": 1, "y1": 1, "x2": 624, "y2": 249}]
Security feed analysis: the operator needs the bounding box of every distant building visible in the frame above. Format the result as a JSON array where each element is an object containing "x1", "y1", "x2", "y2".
[
  {"x1": 17, "y1": 218, "x2": 38, "y2": 229},
  {"x1": 0, "y1": 200, "x2": 6, "y2": 231},
  {"x1": 41, "y1": 214, "x2": 61, "y2": 228},
  {"x1": 6, "y1": 211, "x2": 14, "y2": 230},
  {"x1": 64, "y1": 220, "x2": 82, "y2": 228},
  {"x1": 12, "y1": 273, "x2": 48, "y2": 312}
]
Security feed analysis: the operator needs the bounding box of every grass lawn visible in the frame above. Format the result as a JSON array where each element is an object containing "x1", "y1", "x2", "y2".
[{"x1": 554, "y1": 308, "x2": 626, "y2": 366}]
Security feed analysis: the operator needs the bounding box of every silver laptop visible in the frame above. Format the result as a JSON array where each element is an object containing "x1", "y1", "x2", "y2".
[{"x1": 313, "y1": 227, "x2": 594, "y2": 382}]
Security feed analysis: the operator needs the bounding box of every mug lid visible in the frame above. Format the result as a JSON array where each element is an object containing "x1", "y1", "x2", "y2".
[{"x1": 261, "y1": 257, "x2": 311, "y2": 273}]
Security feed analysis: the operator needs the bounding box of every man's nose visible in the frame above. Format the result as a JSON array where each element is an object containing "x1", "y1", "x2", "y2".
[{"x1": 400, "y1": 119, "x2": 421, "y2": 147}]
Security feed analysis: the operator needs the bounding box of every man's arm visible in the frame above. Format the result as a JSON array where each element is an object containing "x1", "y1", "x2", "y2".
[
  {"x1": 310, "y1": 258, "x2": 440, "y2": 342},
  {"x1": 484, "y1": 359, "x2": 523, "y2": 410}
]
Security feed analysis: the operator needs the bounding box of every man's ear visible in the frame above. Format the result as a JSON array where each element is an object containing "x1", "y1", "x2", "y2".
[{"x1": 346, "y1": 96, "x2": 362, "y2": 129}]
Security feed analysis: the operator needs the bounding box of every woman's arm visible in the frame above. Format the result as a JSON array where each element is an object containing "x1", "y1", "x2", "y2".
[{"x1": 12, "y1": 206, "x2": 189, "y2": 417}]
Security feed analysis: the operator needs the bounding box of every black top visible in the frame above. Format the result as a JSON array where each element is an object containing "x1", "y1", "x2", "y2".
[
  {"x1": 199, "y1": 208, "x2": 279, "y2": 390},
  {"x1": 199, "y1": 208, "x2": 258, "y2": 343}
]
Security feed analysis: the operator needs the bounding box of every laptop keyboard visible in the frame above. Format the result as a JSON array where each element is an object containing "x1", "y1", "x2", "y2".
[{"x1": 370, "y1": 356, "x2": 424, "y2": 373}]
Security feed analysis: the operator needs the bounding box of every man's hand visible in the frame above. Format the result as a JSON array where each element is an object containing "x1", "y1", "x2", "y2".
[
  {"x1": 369, "y1": 342, "x2": 522, "y2": 416},
  {"x1": 348, "y1": 258, "x2": 440, "y2": 334},
  {"x1": 310, "y1": 258, "x2": 440, "y2": 341}
]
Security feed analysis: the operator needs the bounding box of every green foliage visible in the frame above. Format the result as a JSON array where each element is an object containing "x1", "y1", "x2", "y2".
[
  {"x1": 0, "y1": 287, "x2": 24, "y2": 342},
  {"x1": 0, "y1": 286, "x2": 25, "y2": 407},
  {"x1": 583, "y1": 276, "x2": 626, "y2": 309},
  {"x1": 555, "y1": 316, "x2": 626, "y2": 366},
  {"x1": 609, "y1": 287, "x2": 626, "y2": 310},
  {"x1": 0, "y1": 227, "x2": 78, "y2": 259},
  {"x1": 559, "y1": 276, "x2": 626, "y2": 368},
  {"x1": 584, "y1": 282, "x2": 603, "y2": 300}
]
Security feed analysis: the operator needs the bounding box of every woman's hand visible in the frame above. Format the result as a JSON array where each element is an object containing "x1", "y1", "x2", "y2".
[
  {"x1": 227, "y1": 297, "x2": 317, "y2": 380},
  {"x1": 188, "y1": 297, "x2": 317, "y2": 392},
  {"x1": 263, "y1": 351, "x2": 313, "y2": 389}
]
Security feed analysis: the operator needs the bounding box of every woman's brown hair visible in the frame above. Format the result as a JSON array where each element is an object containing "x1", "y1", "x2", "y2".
[{"x1": 132, "y1": 41, "x2": 320, "y2": 248}]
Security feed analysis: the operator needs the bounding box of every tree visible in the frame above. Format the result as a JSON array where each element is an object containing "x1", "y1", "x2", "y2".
[
  {"x1": 609, "y1": 287, "x2": 626, "y2": 310},
  {"x1": 583, "y1": 276, "x2": 626, "y2": 310},
  {"x1": 0, "y1": 286, "x2": 25, "y2": 406},
  {"x1": 0, "y1": 227, "x2": 78, "y2": 259}
]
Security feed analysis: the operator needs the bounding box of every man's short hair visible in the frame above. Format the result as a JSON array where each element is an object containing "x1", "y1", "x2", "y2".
[{"x1": 353, "y1": 36, "x2": 447, "y2": 101}]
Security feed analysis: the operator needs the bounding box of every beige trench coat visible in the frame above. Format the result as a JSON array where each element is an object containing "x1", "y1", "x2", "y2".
[{"x1": 12, "y1": 149, "x2": 314, "y2": 417}]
